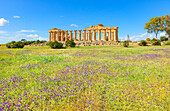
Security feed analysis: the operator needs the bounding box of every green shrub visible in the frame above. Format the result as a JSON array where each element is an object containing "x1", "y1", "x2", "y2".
[
  {"x1": 46, "y1": 41, "x2": 53, "y2": 46},
  {"x1": 151, "y1": 38, "x2": 161, "y2": 46},
  {"x1": 6, "y1": 41, "x2": 24, "y2": 48},
  {"x1": 146, "y1": 38, "x2": 150, "y2": 41},
  {"x1": 160, "y1": 36, "x2": 168, "y2": 41},
  {"x1": 49, "y1": 41, "x2": 63, "y2": 49},
  {"x1": 123, "y1": 41, "x2": 129, "y2": 47},
  {"x1": 15, "y1": 41, "x2": 24, "y2": 48},
  {"x1": 6, "y1": 43, "x2": 11, "y2": 48},
  {"x1": 65, "y1": 39, "x2": 76, "y2": 47},
  {"x1": 165, "y1": 41, "x2": 170, "y2": 45},
  {"x1": 138, "y1": 40, "x2": 147, "y2": 46}
]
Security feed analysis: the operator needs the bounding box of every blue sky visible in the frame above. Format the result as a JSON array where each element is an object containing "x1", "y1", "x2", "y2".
[{"x1": 0, "y1": 0, "x2": 170, "y2": 43}]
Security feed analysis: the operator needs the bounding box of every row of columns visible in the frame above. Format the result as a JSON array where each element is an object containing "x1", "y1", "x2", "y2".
[{"x1": 49, "y1": 29, "x2": 118, "y2": 42}]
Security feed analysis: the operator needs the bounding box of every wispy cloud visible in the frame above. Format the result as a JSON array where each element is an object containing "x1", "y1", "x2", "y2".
[
  {"x1": 70, "y1": 24, "x2": 78, "y2": 27},
  {"x1": 13, "y1": 16, "x2": 20, "y2": 18},
  {"x1": 126, "y1": 32, "x2": 167, "y2": 41},
  {"x1": 26, "y1": 34, "x2": 39, "y2": 39},
  {"x1": 0, "y1": 18, "x2": 9, "y2": 26},
  {"x1": 0, "y1": 30, "x2": 8, "y2": 34},
  {"x1": 17, "y1": 30, "x2": 36, "y2": 33}
]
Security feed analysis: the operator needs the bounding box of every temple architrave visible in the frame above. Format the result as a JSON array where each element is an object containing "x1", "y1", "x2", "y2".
[{"x1": 49, "y1": 24, "x2": 118, "y2": 42}]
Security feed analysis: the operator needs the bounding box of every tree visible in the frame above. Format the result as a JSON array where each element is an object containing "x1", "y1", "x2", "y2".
[
  {"x1": 159, "y1": 14, "x2": 170, "y2": 40},
  {"x1": 144, "y1": 17, "x2": 162, "y2": 39},
  {"x1": 146, "y1": 38, "x2": 150, "y2": 41},
  {"x1": 21, "y1": 39, "x2": 27, "y2": 42}
]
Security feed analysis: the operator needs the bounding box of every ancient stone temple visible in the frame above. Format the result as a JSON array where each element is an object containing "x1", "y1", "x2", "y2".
[{"x1": 49, "y1": 24, "x2": 118, "y2": 42}]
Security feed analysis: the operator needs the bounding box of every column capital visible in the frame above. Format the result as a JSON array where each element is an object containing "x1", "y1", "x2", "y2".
[
  {"x1": 78, "y1": 30, "x2": 81, "y2": 32},
  {"x1": 83, "y1": 30, "x2": 86, "y2": 31},
  {"x1": 70, "y1": 30, "x2": 72, "y2": 32},
  {"x1": 74, "y1": 30, "x2": 77, "y2": 32}
]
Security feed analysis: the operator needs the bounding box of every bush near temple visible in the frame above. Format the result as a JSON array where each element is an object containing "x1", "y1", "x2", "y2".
[
  {"x1": 46, "y1": 41, "x2": 53, "y2": 46},
  {"x1": 151, "y1": 38, "x2": 161, "y2": 46},
  {"x1": 20, "y1": 39, "x2": 47, "y2": 45},
  {"x1": 138, "y1": 40, "x2": 147, "y2": 46},
  {"x1": 6, "y1": 41, "x2": 24, "y2": 48},
  {"x1": 123, "y1": 41, "x2": 129, "y2": 47},
  {"x1": 160, "y1": 36, "x2": 168, "y2": 41},
  {"x1": 65, "y1": 39, "x2": 76, "y2": 47},
  {"x1": 49, "y1": 41, "x2": 63, "y2": 49},
  {"x1": 165, "y1": 41, "x2": 170, "y2": 45},
  {"x1": 146, "y1": 38, "x2": 150, "y2": 41}
]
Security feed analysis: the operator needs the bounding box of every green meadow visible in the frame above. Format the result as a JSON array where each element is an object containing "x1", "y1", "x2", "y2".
[{"x1": 0, "y1": 45, "x2": 170, "y2": 110}]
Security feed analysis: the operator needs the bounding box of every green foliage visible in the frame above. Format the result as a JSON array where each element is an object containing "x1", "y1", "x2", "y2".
[
  {"x1": 138, "y1": 40, "x2": 147, "y2": 46},
  {"x1": 160, "y1": 36, "x2": 168, "y2": 41},
  {"x1": 123, "y1": 41, "x2": 129, "y2": 47},
  {"x1": 21, "y1": 39, "x2": 27, "y2": 42},
  {"x1": 159, "y1": 14, "x2": 170, "y2": 36},
  {"x1": 20, "y1": 39, "x2": 47, "y2": 45},
  {"x1": 46, "y1": 41, "x2": 53, "y2": 46},
  {"x1": 146, "y1": 38, "x2": 150, "y2": 41},
  {"x1": 151, "y1": 38, "x2": 161, "y2": 46},
  {"x1": 65, "y1": 39, "x2": 76, "y2": 47},
  {"x1": 165, "y1": 41, "x2": 170, "y2": 45},
  {"x1": 6, "y1": 41, "x2": 24, "y2": 48},
  {"x1": 49, "y1": 41, "x2": 63, "y2": 49}
]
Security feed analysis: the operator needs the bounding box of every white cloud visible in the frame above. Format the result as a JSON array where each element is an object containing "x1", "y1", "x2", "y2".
[
  {"x1": 17, "y1": 30, "x2": 36, "y2": 33},
  {"x1": 26, "y1": 34, "x2": 47, "y2": 41},
  {"x1": 13, "y1": 16, "x2": 20, "y2": 18},
  {"x1": 0, "y1": 31, "x2": 7, "y2": 34},
  {"x1": 125, "y1": 32, "x2": 167, "y2": 41},
  {"x1": 70, "y1": 24, "x2": 78, "y2": 27},
  {"x1": 159, "y1": 32, "x2": 166, "y2": 36},
  {"x1": 39, "y1": 37, "x2": 48, "y2": 41},
  {"x1": 0, "y1": 18, "x2": 9, "y2": 26},
  {"x1": 26, "y1": 34, "x2": 39, "y2": 39}
]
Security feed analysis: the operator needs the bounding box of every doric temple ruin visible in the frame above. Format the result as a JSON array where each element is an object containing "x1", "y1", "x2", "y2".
[{"x1": 49, "y1": 24, "x2": 118, "y2": 42}]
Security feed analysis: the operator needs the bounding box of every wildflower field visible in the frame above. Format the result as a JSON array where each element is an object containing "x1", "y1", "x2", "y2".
[{"x1": 0, "y1": 45, "x2": 170, "y2": 110}]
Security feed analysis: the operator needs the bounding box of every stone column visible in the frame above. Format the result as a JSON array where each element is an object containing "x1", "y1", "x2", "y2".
[
  {"x1": 61, "y1": 31, "x2": 64, "y2": 42},
  {"x1": 70, "y1": 30, "x2": 73, "y2": 40},
  {"x1": 88, "y1": 30, "x2": 92, "y2": 41},
  {"x1": 116, "y1": 29, "x2": 118, "y2": 41},
  {"x1": 51, "y1": 32, "x2": 54, "y2": 41},
  {"x1": 112, "y1": 31, "x2": 114, "y2": 41},
  {"x1": 65, "y1": 31, "x2": 68, "y2": 41},
  {"x1": 49, "y1": 32, "x2": 52, "y2": 41},
  {"x1": 54, "y1": 32, "x2": 57, "y2": 41},
  {"x1": 114, "y1": 30, "x2": 117, "y2": 41},
  {"x1": 83, "y1": 30, "x2": 86, "y2": 41},
  {"x1": 78, "y1": 30, "x2": 81, "y2": 41},
  {"x1": 57, "y1": 30, "x2": 60, "y2": 41},
  {"x1": 74, "y1": 30, "x2": 77, "y2": 41},
  {"x1": 56, "y1": 31, "x2": 59, "y2": 41},
  {"x1": 103, "y1": 29, "x2": 106, "y2": 41},
  {"x1": 98, "y1": 29, "x2": 101, "y2": 41},
  {"x1": 93, "y1": 30, "x2": 96, "y2": 41},
  {"x1": 86, "y1": 31, "x2": 89, "y2": 41},
  {"x1": 108, "y1": 29, "x2": 111, "y2": 41}
]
